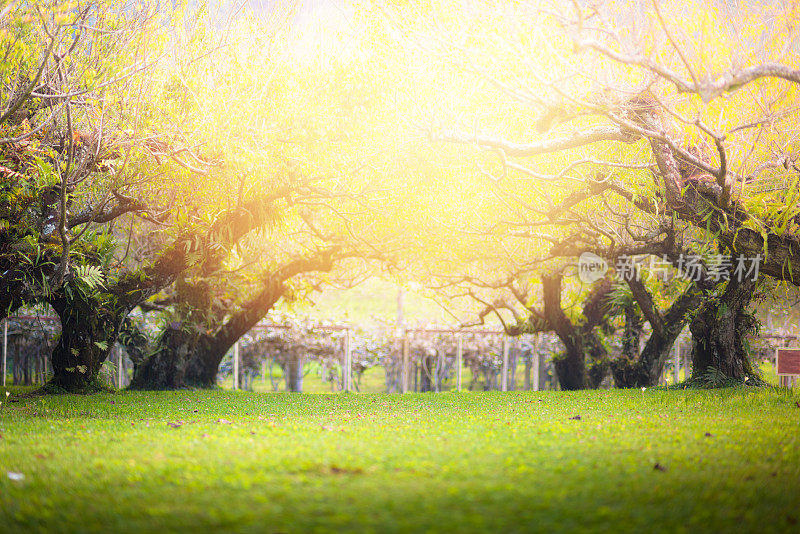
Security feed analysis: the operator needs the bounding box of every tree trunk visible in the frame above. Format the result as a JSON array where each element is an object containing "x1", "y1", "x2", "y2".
[
  {"x1": 131, "y1": 281, "x2": 284, "y2": 390},
  {"x1": 508, "y1": 349, "x2": 518, "y2": 391},
  {"x1": 538, "y1": 351, "x2": 548, "y2": 390},
  {"x1": 585, "y1": 336, "x2": 610, "y2": 389},
  {"x1": 131, "y1": 251, "x2": 340, "y2": 391},
  {"x1": 46, "y1": 292, "x2": 127, "y2": 393},
  {"x1": 612, "y1": 280, "x2": 703, "y2": 388},
  {"x1": 524, "y1": 358, "x2": 532, "y2": 390},
  {"x1": 40, "y1": 234, "x2": 223, "y2": 393},
  {"x1": 129, "y1": 326, "x2": 205, "y2": 389},
  {"x1": 553, "y1": 347, "x2": 586, "y2": 390},
  {"x1": 129, "y1": 323, "x2": 236, "y2": 390},
  {"x1": 610, "y1": 305, "x2": 647, "y2": 387},
  {"x1": 419, "y1": 353, "x2": 435, "y2": 392},
  {"x1": 689, "y1": 276, "x2": 759, "y2": 381},
  {"x1": 283, "y1": 352, "x2": 304, "y2": 392},
  {"x1": 542, "y1": 274, "x2": 587, "y2": 390},
  {"x1": 139, "y1": 334, "x2": 224, "y2": 390},
  {"x1": 540, "y1": 274, "x2": 618, "y2": 390}
]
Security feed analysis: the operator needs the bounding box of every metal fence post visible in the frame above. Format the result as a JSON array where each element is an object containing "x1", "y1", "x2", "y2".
[
  {"x1": 456, "y1": 333, "x2": 463, "y2": 392},
  {"x1": 2, "y1": 320, "x2": 7, "y2": 387},
  {"x1": 117, "y1": 348, "x2": 123, "y2": 389},
  {"x1": 401, "y1": 331, "x2": 409, "y2": 393},
  {"x1": 233, "y1": 341, "x2": 239, "y2": 390},
  {"x1": 532, "y1": 333, "x2": 540, "y2": 392},
  {"x1": 682, "y1": 335, "x2": 691, "y2": 380},
  {"x1": 673, "y1": 343, "x2": 680, "y2": 384},
  {"x1": 343, "y1": 328, "x2": 352, "y2": 392},
  {"x1": 501, "y1": 337, "x2": 509, "y2": 392}
]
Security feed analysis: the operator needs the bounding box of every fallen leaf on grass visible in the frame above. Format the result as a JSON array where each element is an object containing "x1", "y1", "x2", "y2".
[{"x1": 328, "y1": 466, "x2": 364, "y2": 475}]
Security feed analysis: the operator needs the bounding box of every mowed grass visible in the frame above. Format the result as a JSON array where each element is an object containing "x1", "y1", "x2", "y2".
[{"x1": 1, "y1": 388, "x2": 799, "y2": 533}]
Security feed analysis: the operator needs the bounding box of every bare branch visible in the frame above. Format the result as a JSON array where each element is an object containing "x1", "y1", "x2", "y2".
[
  {"x1": 0, "y1": 102, "x2": 66, "y2": 145},
  {"x1": 578, "y1": 37, "x2": 800, "y2": 102},
  {"x1": 0, "y1": 23, "x2": 58, "y2": 124},
  {"x1": 627, "y1": 275, "x2": 664, "y2": 335},
  {"x1": 437, "y1": 125, "x2": 636, "y2": 157}
]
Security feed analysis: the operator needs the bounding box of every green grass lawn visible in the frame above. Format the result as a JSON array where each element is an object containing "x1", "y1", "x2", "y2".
[{"x1": 1, "y1": 387, "x2": 799, "y2": 533}]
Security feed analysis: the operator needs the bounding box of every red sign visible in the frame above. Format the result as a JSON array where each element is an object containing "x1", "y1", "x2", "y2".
[{"x1": 777, "y1": 348, "x2": 800, "y2": 375}]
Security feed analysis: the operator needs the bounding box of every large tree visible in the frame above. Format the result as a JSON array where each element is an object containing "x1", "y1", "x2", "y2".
[
  {"x1": 378, "y1": 0, "x2": 800, "y2": 383},
  {"x1": 1, "y1": 0, "x2": 322, "y2": 392},
  {"x1": 125, "y1": 9, "x2": 398, "y2": 390},
  {"x1": 0, "y1": 1, "x2": 200, "y2": 391}
]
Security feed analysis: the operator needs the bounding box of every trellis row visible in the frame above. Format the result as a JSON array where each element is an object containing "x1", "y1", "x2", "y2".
[
  {"x1": 242, "y1": 324, "x2": 521, "y2": 394},
  {"x1": 399, "y1": 328, "x2": 537, "y2": 394},
  {"x1": 2, "y1": 317, "x2": 799, "y2": 390},
  {"x1": 184, "y1": 326, "x2": 800, "y2": 392},
  {"x1": 243, "y1": 323, "x2": 352, "y2": 392},
  {"x1": 1, "y1": 315, "x2": 59, "y2": 387},
  {"x1": 0, "y1": 315, "x2": 128, "y2": 389}
]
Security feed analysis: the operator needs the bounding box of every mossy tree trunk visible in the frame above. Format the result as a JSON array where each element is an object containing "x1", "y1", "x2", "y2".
[
  {"x1": 43, "y1": 237, "x2": 203, "y2": 393},
  {"x1": 128, "y1": 325, "x2": 218, "y2": 389},
  {"x1": 523, "y1": 357, "x2": 533, "y2": 390},
  {"x1": 610, "y1": 304, "x2": 646, "y2": 387},
  {"x1": 689, "y1": 276, "x2": 759, "y2": 380},
  {"x1": 419, "y1": 353, "x2": 436, "y2": 392},
  {"x1": 542, "y1": 274, "x2": 613, "y2": 390},
  {"x1": 47, "y1": 291, "x2": 128, "y2": 392},
  {"x1": 131, "y1": 250, "x2": 340, "y2": 390},
  {"x1": 130, "y1": 279, "x2": 283, "y2": 389},
  {"x1": 610, "y1": 279, "x2": 703, "y2": 388}
]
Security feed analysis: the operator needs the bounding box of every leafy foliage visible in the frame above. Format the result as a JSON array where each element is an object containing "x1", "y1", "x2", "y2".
[{"x1": 73, "y1": 265, "x2": 105, "y2": 291}]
